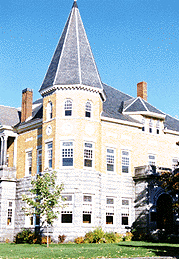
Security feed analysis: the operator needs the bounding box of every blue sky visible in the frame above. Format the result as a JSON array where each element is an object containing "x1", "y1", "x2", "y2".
[{"x1": 0, "y1": 0, "x2": 178, "y2": 118}]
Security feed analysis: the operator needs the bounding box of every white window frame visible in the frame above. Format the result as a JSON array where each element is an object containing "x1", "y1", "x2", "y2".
[
  {"x1": 85, "y1": 101, "x2": 92, "y2": 118},
  {"x1": 61, "y1": 194, "x2": 73, "y2": 224},
  {"x1": 25, "y1": 204, "x2": 40, "y2": 228},
  {"x1": 149, "y1": 119, "x2": 153, "y2": 133},
  {"x1": 106, "y1": 148, "x2": 116, "y2": 173},
  {"x1": 121, "y1": 150, "x2": 130, "y2": 174},
  {"x1": 84, "y1": 142, "x2": 94, "y2": 169},
  {"x1": 106, "y1": 197, "x2": 116, "y2": 226},
  {"x1": 37, "y1": 148, "x2": 42, "y2": 175},
  {"x1": 142, "y1": 118, "x2": 145, "y2": 132},
  {"x1": 45, "y1": 142, "x2": 53, "y2": 169},
  {"x1": 82, "y1": 194, "x2": 93, "y2": 225},
  {"x1": 47, "y1": 101, "x2": 53, "y2": 121},
  {"x1": 172, "y1": 157, "x2": 178, "y2": 171},
  {"x1": 7, "y1": 201, "x2": 14, "y2": 228},
  {"x1": 148, "y1": 153, "x2": 156, "y2": 166},
  {"x1": 25, "y1": 149, "x2": 32, "y2": 176},
  {"x1": 156, "y1": 120, "x2": 160, "y2": 134},
  {"x1": 64, "y1": 99, "x2": 73, "y2": 117},
  {"x1": 121, "y1": 198, "x2": 130, "y2": 226},
  {"x1": 60, "y1": 141, "x2": 74, "y2": 168}
]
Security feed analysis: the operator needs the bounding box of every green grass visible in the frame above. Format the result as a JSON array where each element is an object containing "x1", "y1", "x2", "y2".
[{"x1": 0, "y1": 241, "x2": 179, "y2": 259}]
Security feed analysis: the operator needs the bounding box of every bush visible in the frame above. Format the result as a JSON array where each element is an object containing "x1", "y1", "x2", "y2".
[
  {"x1": 93, "y1": 227, "x2": 105, "y2": 243},
  {"x1": 15, "y1": 229, "x2": 41, "y2": 244},
  {"x1": 58, "y1": 234, "x2": 67, "y2": 243},
  {"x1": 41, "y1": 236, "x2": 51, "y2": 244},
  {"x1": 115, "y1": 233, "x2": 124, "y2": 242},
  {"x1": 124, "y1": 232, "x2": 133, "y2": 241},
  {"x1": 105, "y1": 232, "x2": 117, "y2": 243},
  {"x1": 84, "y1": 231, "x2": 94, "y2": 243},
  {"x1": 75, "y1": 236, "x2": 84, "y2": 244}
]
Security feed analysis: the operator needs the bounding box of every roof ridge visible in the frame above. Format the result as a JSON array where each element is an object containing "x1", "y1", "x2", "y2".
[
  {"x1": 0, "y1": 104, "x2": 18, "y2": 109},
  {"x1": 123, "y1": 97, "x2": 140, "y2": 112}
]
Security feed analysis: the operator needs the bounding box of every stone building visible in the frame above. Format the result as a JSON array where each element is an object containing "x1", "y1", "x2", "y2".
[{"x1": 0, "y1": 1, "x2": 179, "y2": 242}]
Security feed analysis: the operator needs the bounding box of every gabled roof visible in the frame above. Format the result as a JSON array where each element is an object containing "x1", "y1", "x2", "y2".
[
  {"x1": 39, "y1": 1, "x2": 103, "y2": 93},
  {"x1": 0, "y1": 106, "x2": 20, "y2": 127},
  {"x1": 123, "y1": 96, "x2": 165, "y2": 118}
]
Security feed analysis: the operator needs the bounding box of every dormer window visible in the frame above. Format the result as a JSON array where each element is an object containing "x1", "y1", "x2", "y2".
[
  {"x1": 47, "y1": 102, "x2": 53, "y2": 120},
  {"x1": 149, "y1": 119, "x2": 153, "y2": 133},
  {"x1": 85, "y1": 101, "x2": 92, "y2": 118},
  {"x1": 64, "y1": 99, "x2": 72, "y2": 116},
  {"x1": 142, "y1": 118, "x2": 145, "y2": 131},
  {"x1": 156, "y1": 120, "x2": 160, "y2": 134}
]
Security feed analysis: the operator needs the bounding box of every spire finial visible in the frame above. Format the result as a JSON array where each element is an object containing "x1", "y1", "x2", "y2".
[{"x1": 72, "y1": 0, "x2": 78, "y2": 8}]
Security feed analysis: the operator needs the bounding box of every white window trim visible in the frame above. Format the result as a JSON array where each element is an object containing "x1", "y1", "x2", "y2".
[
  {"x1": 25, "y1": 149, "x2": 33, "y2": 176},
  {"x1": 60, "y1": 141, "x2": 74, "y2": 169},
  {"x1": 64, "y1": 99, "x2": 73, "y2": 117},
  {"x1": 121, "y1": 198, "x2": 131, "y2": 227},
  {"x1": 45, "y1": 141, "x2": 53, "y2": 169},
  {"x1": 60, "y1": 194, "x2": 74, "y2": 225},
  {"x1": 46, "y1": 101, "x2": 53, "y2": 121},
  {"x1": 106, "y1": 147, "x2": 116, "y2": 173},
  {"x1": 37, "y1": 148, "x2": 42, "y2": 175},
  {"x1": 85, "y1": 100, "x2": 93, "y2": 119},
  {"x1": 7, "y1": 201, "x2": 14, "y2": 228},
  {"x1": 121, "y1": 149, "x2": 130, "y2": 174},
  {"x1": 148, "y1": 153, "x2": 156, "y2": 166},
  {"x1": 83, "y1": 142, "x2": 95, "y2": 170},
  {"x1": 82, "y1": 194, "x2": 94, "y2": 225},
  {"x1": 106, "y1": 196, "x2": 116, "y2": 226}
]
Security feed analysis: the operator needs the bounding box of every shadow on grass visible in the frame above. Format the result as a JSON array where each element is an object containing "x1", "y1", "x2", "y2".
[{"x1": 117, "y1": 242, "x2": 179, "y2": 258}]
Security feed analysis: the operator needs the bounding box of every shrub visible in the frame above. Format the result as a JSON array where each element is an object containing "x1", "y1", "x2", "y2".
[
  {"x1": 105, "y1": 232, "x2": 117, "y2": 243},
  {"x1": 75, "y1": 236, "x2": 84, "y2": 244},
  {"x1": 58, "y1": 234, "x2": 66, "y2": 243},
  {"x1": 124, "y1": 232, "x2": 133, "y2": 241},
  {"x1": 115, "y1": 233, "x2": 123, "y2": 242},
  {"x1": 41, "y1": 236, "x2": 51, "y2": 244},
  {"x1": 84, "y1": 231, "x2": 94, "y2": 243},
  {"x1": 92, "y1": 227, "x2": 105, "y2": 243},
  {"x1": 15, "y1": 229, "x2": 41, "y2": 244}
]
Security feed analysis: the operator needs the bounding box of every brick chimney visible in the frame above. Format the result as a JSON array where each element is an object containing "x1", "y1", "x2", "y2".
[
  {"x1": 137, "y1": 81, "x2": 147, "y2": 101},
  {"x1": 21, "y1": 88, "x2": 33, "y2": 122}
]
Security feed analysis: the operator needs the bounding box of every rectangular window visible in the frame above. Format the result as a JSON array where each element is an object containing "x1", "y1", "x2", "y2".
[
  {"x1": 148, "y1": 154, "x2": 155, "y2": 166},
  {"x1": 172, "y1": 158, "x2": 178, "y2": 170},
  {"x1": 26, "y1": 151, "x2": 32, "y2": 175},
  {"x1": 37, "y1": 149, "x2": 42, "y2": 174},
  {"x1": 84, "y1": 143, "x2": 93, "y2": 168},
  {"x1": 121, "y1": 199, "x2": 130, "y2": 226},
  {"x1": 46, "y1": 142, "x2": 52, "y2": 168},
  {"x1": 83, "y1": 195, "x2": 92, "y2": 224},
  {"x1": 7, "y1": 201, "x2": 13, "y2": 226},
  {"x1": 122, "y1": 150, "x2": 130, "y2": 173},
  {"x1": 106, "y1": 197, "x2": 115, "y2": 225},
  {"x1": 106, "y1": 148, "x2": 115, "y2": 172},
  {"x1": 61, "y1": 195, "x2": 73, "y2": 223},
  {"x1": 62, "y1": 142, "x2": 73, "y2": 166}
]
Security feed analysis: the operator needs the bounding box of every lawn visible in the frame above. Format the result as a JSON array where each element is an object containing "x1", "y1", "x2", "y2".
[{"x1": 0, "y1": 241, "x2": 178, "y2": 259}]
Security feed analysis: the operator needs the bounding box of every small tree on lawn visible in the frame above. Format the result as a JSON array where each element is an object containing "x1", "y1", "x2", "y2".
[{"x1": 22, "y1": 170, "x2": 65, "y2": 247}]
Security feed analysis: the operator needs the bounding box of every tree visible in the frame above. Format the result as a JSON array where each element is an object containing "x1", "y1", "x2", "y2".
[
  {"x1": 22, "y1": 170, "x2": 65, "y2": 247},
  {"x1": 160, "y1": 168, "x2": 179, "y2": 214}
]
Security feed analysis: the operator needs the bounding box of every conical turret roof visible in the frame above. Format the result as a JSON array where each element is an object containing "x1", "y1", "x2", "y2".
[{"x1": 39, "y1": 1, "x2": 103, "y2": 93}]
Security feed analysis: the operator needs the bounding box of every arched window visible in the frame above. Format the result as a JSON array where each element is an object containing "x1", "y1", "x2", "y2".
[
  {"x1": 64, "y1": 99, "x2": 72, "y2": 116},
  {"x1": 149, "y1": 119, "x2": 153, "y2": 133},
  {"x1": 142, "y1": 118, "x2": 145, "y2": 132},
  {"x1": 156, "y1": 120, "x2": 160, "y2": 134},
  {"x1": 85, "y1": 101, "x2": 92, "y2": 118},
  {"x1": 47, "y1": 102, "x2": 53, "y2": 120}
]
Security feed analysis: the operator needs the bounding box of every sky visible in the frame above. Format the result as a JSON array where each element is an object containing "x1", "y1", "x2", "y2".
[{"x1": 0, "y1": 0, "x2": 179, "y2": 118}]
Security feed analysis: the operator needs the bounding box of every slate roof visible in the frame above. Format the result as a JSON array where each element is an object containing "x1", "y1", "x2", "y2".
[
  {"x1": 123, "y1": 97, "x2": 165, "y2": 115},
  {"x1": 39, "y1": 1, "x2": 103, "y2": 92},
  {"x1": 0, "y1": 106, "x2": 20, "y2": 127},
  {"x1": 164, "y1": 114, "x2": 179, "y2": 132}
]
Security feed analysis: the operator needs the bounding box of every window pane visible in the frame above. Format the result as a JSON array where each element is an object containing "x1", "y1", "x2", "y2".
[
  {"x1": 84, "y1": 159, "x2": 92, "y2": 167},
  {"x1": 65, "y1": 110, "x2": 72, "y2": 116},
  {"x1": 122, "y1": 166, "x2": 129, "y2": 173},
  {"x1": 85, "y1": 111, "x2": 91, "y2": 118},
  {"x1": 62, "y1": 214, "x2": 72, "y2": 223},
  {"x1": 85, "y1": 143, "x2": 92, "y2": 148},
  {"x1": 106, "y1": 216, "x2": 113, "y2": 224},
  {"x1": 107, "y1": 164, "x2": 114, "y2": 171},
  {"x1": 107, "y1": 198, "x2": 114, "y2": 204},
  {"x1": 63, "y1": 158, "x2": 73, "y2": 166},
  {"x1": 122, "y1": 216, "x2": 128, "y2": 225},
  {"x1": 122, "y1": 199, "x2": 129, "y2": 206},
  {"x1": 83, "y1": 214, "x2": 91, "y2": 223},
  {"x1": 83, "y1": 195, "x2": 92, "y2": 202}
]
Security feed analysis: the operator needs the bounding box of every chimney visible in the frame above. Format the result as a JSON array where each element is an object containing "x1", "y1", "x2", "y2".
[
  {"x1": 21, "y1": 88, "x2": 33, "y2": 122},
  {"x1": 137, "y1": 81, "x2": 147, "y2": 101}
]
